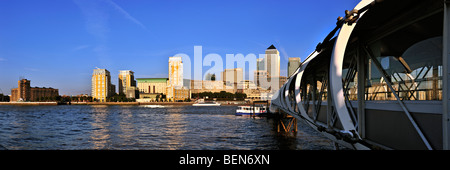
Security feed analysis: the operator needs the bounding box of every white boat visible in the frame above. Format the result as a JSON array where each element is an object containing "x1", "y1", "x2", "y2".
[
  {"x1": 141, "y1": 105, "x2": 165, "y2": 108},
  {"x1": 192, "y1": 99, "x2": 221, "y2": 106},
  {"x1": 236, "y1": 105, "x2": 268, "y2": 116}
]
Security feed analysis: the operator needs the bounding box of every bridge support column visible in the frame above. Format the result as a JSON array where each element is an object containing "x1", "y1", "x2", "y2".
[
  {"x1": 275, "y1": 112, "x2": 297, "y2": 135},
  {"x1": 357, "y1": 44, "x2": 366, "y2": 138},
  {"x1": 443, "y1": 1, "x2": 450, "y2": 150}
]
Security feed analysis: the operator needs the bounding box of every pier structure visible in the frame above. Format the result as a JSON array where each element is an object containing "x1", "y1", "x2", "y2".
[
  {"x1": 270, "y1": 0, "x2": 450, "y2": 150},
  {"x1": 275, "y1": 111, "x2": 298, "y2": 136}
]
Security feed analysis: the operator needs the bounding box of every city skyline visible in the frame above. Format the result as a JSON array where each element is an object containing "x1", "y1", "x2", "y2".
[{"x1": 0, "y1": 0, "x2": 360, "y2": 95}]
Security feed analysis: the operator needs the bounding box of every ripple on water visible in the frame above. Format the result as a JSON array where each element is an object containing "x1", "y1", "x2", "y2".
[{"x1": 0, "y1": 105, "x2": 334, "y2": 150}]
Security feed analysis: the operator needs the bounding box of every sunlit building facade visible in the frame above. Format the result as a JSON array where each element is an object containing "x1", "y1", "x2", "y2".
[
  {"x1": 118, "y1": 70, "x2": 138, "y2": 99},
  {"x1": 10, "y1": 79, "x2": 59, "y2": 102},
  {"x1": 92, "y1": 68, "x2": 115, "y2": 102},
  {"x1": 167, "y1": 56, "x2": 189, "y2": 101},
  {"x1": 265, "y1": 44, "x2": 280, "y2": 78},
  {"x1": 288, "y1": 57, "x2": 301, "y2": 77},
  {"x1": 168, "y1": 57, "x2": 183, "y2": 88}
]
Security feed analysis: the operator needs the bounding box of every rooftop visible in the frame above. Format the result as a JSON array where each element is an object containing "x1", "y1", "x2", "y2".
[
  {"x1": 136, "y1": 78, "x2": 168, "y2": 83},
  {"x1": 267, "y1": 44, "x2": 276, "y2": 49}
]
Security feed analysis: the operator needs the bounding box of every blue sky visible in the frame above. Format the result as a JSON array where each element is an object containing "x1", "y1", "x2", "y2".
[{"x1": 0, "y1": 0, "x2": 359, "y2": 95}]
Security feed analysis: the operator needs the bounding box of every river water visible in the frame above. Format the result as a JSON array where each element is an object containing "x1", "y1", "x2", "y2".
[{"x1": 0, "y1": 105, "x2": 333, "y2": 150}]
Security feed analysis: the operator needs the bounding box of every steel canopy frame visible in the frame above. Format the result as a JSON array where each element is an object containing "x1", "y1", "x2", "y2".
[
  {"x1": 270, "y1": 0, "x2": 376, "y2": 150},
  {"x1": 363, "y1": 46, "x2": 433, "y2": 150},
  {"x1": 329, "y1": 0, "x2": 373, "y2": 138},
  {"x1": 329, "y1": 0, "x2": 436, "y2": 150},
  {"x1": 271, "y1": 0, "x2": 447, "y2": 150}
]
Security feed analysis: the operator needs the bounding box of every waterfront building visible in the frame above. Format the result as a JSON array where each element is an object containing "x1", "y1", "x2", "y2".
[
  {"x1": 265, "y1": 45, "x2": 280, "y2": 78},
  {"x1": 110, "y1": 84, "x2": 116, "y2": 97},
  {"x1": 189, "y1": 80, "x2": 234, "y2": 94},
  {"x1": 257, "y1": 58, "x2": 265, "y2": 71},
  {"x1": 254, "y1": 70, "x2": 268, "y2": 88},
  {"x1": 238, "y1": 80, "x2": 257, "y2": 90},
  {"x1": 168, "y1": 87, "x2": 190, "y2": 102},
  {"x1": 125, "y1": 86, "x2": 139, "y2": 99},
  {"x1": 265, "y1": 45, "x2": 285, "y2": 93},
  {"x1": 10, "y1": 79, "x2": 59, "y2": 102},
  {"x1": 273, "y1": 76, "x2": 288, "y2": 89},
  {"x1": 252, "y1": 45, "x2": 283, "y2": 94},
  {"x1": 245, "y1": 88, "x2": 272, "y2": 101},
  {"x1": 168, "y1": 57, "x2": 183, "y2": 88},
  {"x1": 11, "y1": 79, "x2": 30, "y2": 102},
  {"x1": 137, "y1": 93, "x2": 162, "y2": 102},
  {"x1": 288, "y1": 57, "x2": 301, "y2": 77},
  {"x1": 92, "y1": 68, "x2": 115, "y2": 102},
  {"x1": 137, "y1": 78, "x2": 168, "y2": 94},
  {"x1": 221, "y1": 68, "x2": 243, "y2": 92},
  {"x1": 167, "y1": 56, "x2": 189, "y2": 101},
  {"x1": 237, "y1": 80, "x2": 258, "y2": 94},
  {"x1": 118, "y1": 70, "x2": 138, "y2": 99},
  {"x1": 135, "y1": 78, "x2": 168, "y2": 102}
]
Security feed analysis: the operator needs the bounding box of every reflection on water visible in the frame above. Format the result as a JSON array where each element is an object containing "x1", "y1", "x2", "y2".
[
  {"x1": 164, "y1": 113, "x2": 187, "y2": 150},
  {"x1": 0, "y1": 105, "x2": 333, "y2": 150},
  {"x1": 90, "y1": 106, "x2": 110, "y2": 149}
]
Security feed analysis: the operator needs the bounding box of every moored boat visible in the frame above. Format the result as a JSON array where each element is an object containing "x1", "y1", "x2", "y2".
[
  {"x1": 236, "y1": 105, "x2": 268, "y2": 116},
  {"x1": 192, "y1": 99, "x2": 221, "y2": 106}
]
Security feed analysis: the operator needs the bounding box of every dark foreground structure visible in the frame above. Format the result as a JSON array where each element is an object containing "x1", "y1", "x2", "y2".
[{"x1": 271, "y1": 0, "x2": 450, "y2": 150}]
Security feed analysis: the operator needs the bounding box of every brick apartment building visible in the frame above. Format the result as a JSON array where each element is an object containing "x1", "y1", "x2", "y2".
[{"x1": 10, "y1": 79, "x2": 59, "y2": 102}]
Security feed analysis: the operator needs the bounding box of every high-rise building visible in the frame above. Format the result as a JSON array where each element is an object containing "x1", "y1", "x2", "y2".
[
  {"x1": 168, "y1": 57, "x2": 183, "y2": 88},
  {"x1": 255, "y1": 57, "x2": 266, "y2": 88},
  {"x1": 12, "y1": 79, "x2": 30, "y2": 101},
  {"x1": 221, "y1": 68, "x2": 243, "y2": 92},
  {"x1": 257, "y1": 58, "x2": 265, "y2": 71},
  {"x1": 222, "y1": 68, "x2": 243, "y2": 85},
  {"x1": 118, "y1": 70, "x2": 135, "y2": 94},
  {"x1": 167, "y1": 57, "x2": 189, "y2": 101},
  {"x1": 288, "y1": 57, "x2": 301, "y2": 77},
  {"x1": 265, "y1": 44, "x2": 280, "y2": 78},
  {"x1": 92, "y1": 68, "x2": 115, "y2": 102},
  {"x1": 118, "y1": 70, "x2": 138, "y2": 98},
  {"x1": 254, "y1": 70, "x2": 268, "y2": 88}
]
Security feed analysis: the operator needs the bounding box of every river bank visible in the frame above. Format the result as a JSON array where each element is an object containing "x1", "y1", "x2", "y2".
[
  {"x1": 71, "y1": 102, "x2": 193, "y2": 105},
  {"x1": 0, "y1": 101, "x2": 246, "y2": 106},
  {"x1": 0, "y1": 102, "x2": 59, "y2": 106}
]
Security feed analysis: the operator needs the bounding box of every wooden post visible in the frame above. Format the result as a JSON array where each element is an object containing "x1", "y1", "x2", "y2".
[{"x1": 293, "y1": 118, "x2": 298, "y2": 132}]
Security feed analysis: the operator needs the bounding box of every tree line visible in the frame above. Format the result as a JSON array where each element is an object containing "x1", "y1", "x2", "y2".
[{"x1": 36, "y1": 94, "x2": 135, "y2": 102}]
